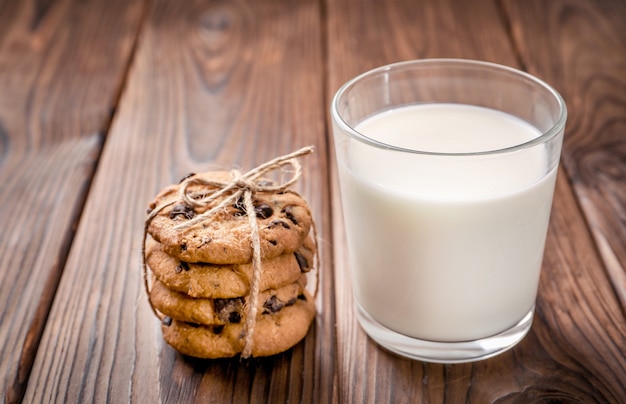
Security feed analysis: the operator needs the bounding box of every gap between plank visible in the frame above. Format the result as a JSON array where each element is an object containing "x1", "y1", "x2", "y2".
[{"x1": 5, "y1": 1, "x2": 154, "y2": 403}]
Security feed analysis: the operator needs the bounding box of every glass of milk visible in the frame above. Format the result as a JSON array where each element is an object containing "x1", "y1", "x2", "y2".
[{"x1": 330, "y1": 59, "x2": 567, "y2": 363}]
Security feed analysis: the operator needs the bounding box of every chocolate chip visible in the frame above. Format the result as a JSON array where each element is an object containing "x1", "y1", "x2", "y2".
[
  {"x1": 268, "y1": 240, "x2": 277, "y2": 246},
  {"x1": 214, "y1": 298, "x2": 243, "y2": 323},
  {"x1": 294, "y1": 251, "x2": 309, "y2": 271},
  {"x1": 269, "y1": 219, "x2": 290, "y2": 229},
  {"x1": 180, "y1": 243, "x2": 187, "y2": 252},
  {"x1": 174, "y1": 261, "x2": 189, "y2": 274},
  {"x1": 162, "y1": 316, "x2": 172, "y2": 326},
  {"x1": 254, "y1": 203, "x2": 273, "y2": 219},
  {"x1": 228, "y1": 312, "x2": 241, "y2": 323},
  {"x1": 283, "y1": 206, "x2": 298, "y2": 225},
  {"x1": 263, "y1": 296, "x2": 284, "y2": 313},
  {"x1": 233, "y1": 199, "x2": 273, "y2": 219},
  {"x1": 286, "y1": 297, "x2": 297, "y2": 306},
  {"x1": 233, "y1": 196, "x2": 246, "y2": 216},
  {"x1": 212, "y1": 325, "x2": 224, "y2": 335},
  {"x1": 214, "y1": 299, "x2": 228, "y2": 312},
  {"x1": 170, "y1": 203, "x2": 195, "y2": 220},
  {"x1": 179, "y1": 173, "x2": 196, "y2": 183},
  {"x1": 297, "y1": 294, "x2": 306, "y2": 301}
]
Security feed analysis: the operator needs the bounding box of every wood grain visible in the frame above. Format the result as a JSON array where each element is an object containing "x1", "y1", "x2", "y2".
[
  {"x1": 2, "y1": 0, "x2": 623, "y2": 402},
  {"x1": 504, "y1": 0, "x2": 626, "y2": 314},
  {"x1": 326, "y1": 0, "x2": 625, "y2": 402},
  {"x1": 0, "y1": 0, "x2": 145, "y2": 402},
  {"x1": 326, "y1": 1, "x2": 523, "y2": 403},
  {"x1": 23, "y1": 0, "x2": 334, "y2": 402},
  {"x1": 504, "y1": 1, "x2": 626, "y2": 400}
]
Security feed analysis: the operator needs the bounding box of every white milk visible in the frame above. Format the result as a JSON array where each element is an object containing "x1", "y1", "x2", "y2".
[{"x1": 338, "y1": 104, "x2": 557, "y2": 342}]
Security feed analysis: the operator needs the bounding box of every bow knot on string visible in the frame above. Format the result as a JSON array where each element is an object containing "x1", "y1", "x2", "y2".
[
  {"x1": 170, "y1": 146, "x2": 312, "y2": 229},
  {"x1": 143, "y1": 146, "x2": 317, "y2": 359},
  {"x1": 234, "y1": 178, "x2": 253, "y2": 192}
]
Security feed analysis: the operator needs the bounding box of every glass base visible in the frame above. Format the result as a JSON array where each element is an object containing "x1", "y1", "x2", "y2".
[{"x1": 356, "y1": 303, "x2": 534, "y2": 364}]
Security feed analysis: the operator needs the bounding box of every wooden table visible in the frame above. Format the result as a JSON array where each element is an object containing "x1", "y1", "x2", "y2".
[{"x1": 1, "y1": 0, "x2": 624, "y2": 402}]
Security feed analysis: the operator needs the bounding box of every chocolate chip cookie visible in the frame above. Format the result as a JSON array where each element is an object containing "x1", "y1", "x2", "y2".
[
  {"x1": 145, "y1": 236, "x2": 314, "y2": 298},
  {"x1": 146, "y1": 171, "x2": 313, "y2": 264},
  {"x1": 149, "y1": 275, "x2": 307, "y2": 325},
  {"x1": 160, "y1": 291, "x2": 316, "y2": 358}
]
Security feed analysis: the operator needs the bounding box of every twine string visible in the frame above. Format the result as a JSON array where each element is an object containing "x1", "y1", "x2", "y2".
[
  {"x1": 142, "y1": 146, "x2": 316, "y2": 359},
  {"x1": 240, "y1": 188, "x2": 263, "y2": 358}
]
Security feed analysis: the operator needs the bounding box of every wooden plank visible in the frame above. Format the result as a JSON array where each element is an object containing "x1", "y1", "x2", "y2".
[
  {"x1": 23, "y1": 0, "x2": 333, "y2": 402},
  {"x1": 326, "y1": 0, "x2": 626, "y2": 402},
  {"x1": 326, "y1": 2, "x2": 520, "y2": 402},
  {"x1": 504, "y1": 0, "x2": 626, "y2": 313},
  {"x1": 0, "y1": 1, "x2": 146, "y2": 403},
  {"x1": 503, "y1": 0, "x2": 626, "y2": 400}
]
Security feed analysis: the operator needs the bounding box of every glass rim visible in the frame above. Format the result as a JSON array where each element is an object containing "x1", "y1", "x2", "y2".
[{"x1": 330, "y1": 58, "x2": 568, "y2": 156}]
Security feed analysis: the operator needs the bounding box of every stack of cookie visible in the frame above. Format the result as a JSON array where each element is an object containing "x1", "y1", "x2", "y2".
[{"x1": 143, "y1": 170, "x2": 317, "y2": 358}]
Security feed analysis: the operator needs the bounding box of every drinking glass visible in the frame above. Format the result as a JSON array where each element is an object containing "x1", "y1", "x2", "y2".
[{"x1": 330, "y1": 59, "x2": 567, "y2": 363}]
